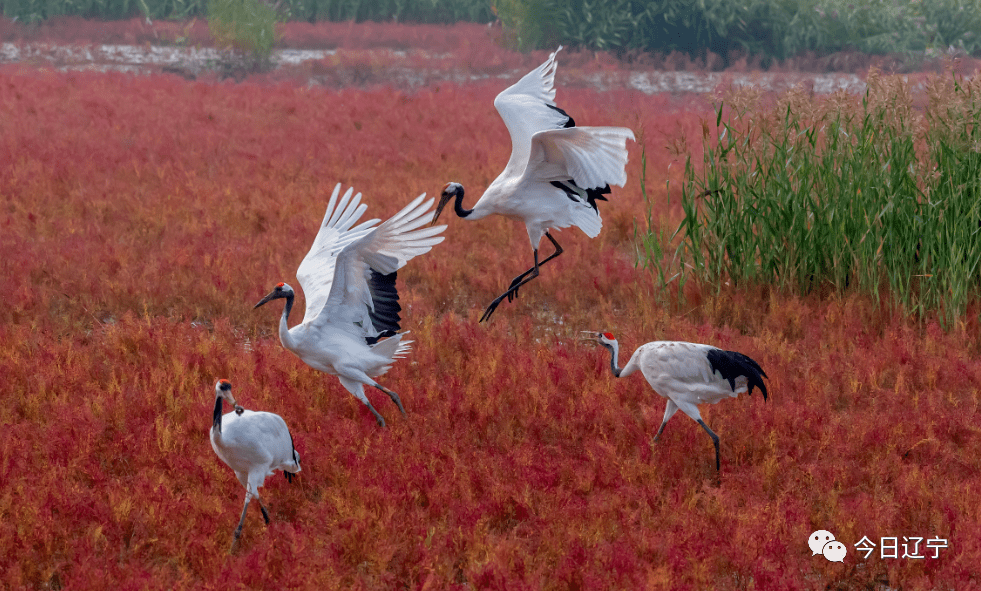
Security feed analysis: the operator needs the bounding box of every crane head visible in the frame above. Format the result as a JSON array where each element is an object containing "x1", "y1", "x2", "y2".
[
  {"x1": 431, "y1": 182, "x2": 464, "y2": 226},
  {"x1": 215, "y1": 379, "x2": 237, "y2": 407},
  {"x1": 254, "y1": 282, "x2": 294, "y2": 309},
  {"x1": 580, "y1": 331, "x2": 618, "y2": 349}
]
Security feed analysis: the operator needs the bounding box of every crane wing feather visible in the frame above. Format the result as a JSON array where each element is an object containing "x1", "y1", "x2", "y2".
[
  {"x1": 706, "y1": 349, "x2": 769, "y2": 399},
  {"x1": 357, "y1": 194, "x2": 448, "y2": 273},
  {"x1": 493, "y1": 47, "x2": 574, "y2": 180},
  {"x1": 296, "y1": 184, "x2": 379, "y2": 324},
  {"x1": 315, "y1": 193, "x2": 447, "y2": 336},
  {"x1": 526, "y1": 126, "x2": 635, "y2": 189}
]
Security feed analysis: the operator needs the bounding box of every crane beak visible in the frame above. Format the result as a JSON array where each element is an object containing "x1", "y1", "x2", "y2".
[
  {"x1": 431, "y1": 182, "x2": 461, "y2": 227},
  {"x1": 431, "y1": 191, "x2": 451, "y2": 227},
  {"x1": 253, "y1": 289, "x2": 282, "y2": 309},
  {"x1": 579, "y1": 331, "x2": 602, "y2": 343}
]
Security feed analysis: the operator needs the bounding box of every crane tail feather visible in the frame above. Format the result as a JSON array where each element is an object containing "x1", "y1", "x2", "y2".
[{"x1": 705, "y1": 349, "x2": 769, "y2": 400}]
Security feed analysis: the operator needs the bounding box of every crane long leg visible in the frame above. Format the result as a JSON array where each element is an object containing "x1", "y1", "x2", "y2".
[
  {"x1": 696, "y1": 419, "x2": 722, "y2": 471},
  {"x1": 480, "y1": 232, "x2": 564, "y2": 322},
  {"x1": 231, "y1": 495, "x2": 252, "y2": 552},
  {"x1": 343, "y1": 378, "x2": 390, "y2": 427},
  {"x1": 654, "y1": 400, "x2": 678, "y2": 442},
  {"x1": 364, "y1": 401, "x2": 386, "y2": 427},
  {"x1": 373, "y1": 383, "x2": 406, "y2": 416},
  {"x1": 505, "y1": 232, "x2": 564, "y2": 303}
]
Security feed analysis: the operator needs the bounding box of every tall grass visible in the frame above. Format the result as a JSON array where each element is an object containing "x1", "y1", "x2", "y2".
[
  {"x1": 0, "y1": 0, "x2": 197, "y2": 21},
  {"x1": 283, "y1": 0, "x2": 492, "y2": 25},
  {"x1": 646, "y1": 71, "x2": 981, "y2": 327},
  {"x1": 0, "y1": 0, "x2": 493, "y2": 24},
  {"x1": 207, "y1": 0, "x2": 279, "y2": 69},
  {"x1": 492, "y1": 0, "x2": 981, "y2": 62}
]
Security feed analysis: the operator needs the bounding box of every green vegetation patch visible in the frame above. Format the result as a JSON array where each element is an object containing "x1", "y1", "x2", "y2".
[
  {"x1": 492, "y1": 0, "x2": 981, "y2": 60},
  {"x1": 0, "y1": 0, "x2": 493, "y2": 24},
  {"x1": 208, "y1": 0, "x2": 278, "y2": 69},
  {"x1": 645, "y1": 72, "x2": 981, "y2": 327}
]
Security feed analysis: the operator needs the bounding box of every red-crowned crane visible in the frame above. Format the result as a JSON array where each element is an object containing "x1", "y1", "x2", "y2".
[
  {"x1": 210, "y1": 379, "x2": 300, "y2": 552},
  {"x1": 431, "y1": 47, "x2": 635, "y2": 322},
  {"x1": 582, "y1": 332, "x2": 769, "y2": 472},
  {"x1": 255, "y1": 184, "x2": 446, "y2": 427}
]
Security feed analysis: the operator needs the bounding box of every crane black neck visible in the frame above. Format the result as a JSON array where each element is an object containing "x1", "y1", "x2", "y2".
[
  {"x1": 605, "y1": 343, "x2": 623, "y2": 377},
  {"x1": 212, "y1": 396, "x2": 224, "y2": 432},
  {"x1": 281, "y1": 292, "x2": 295, "y2": 323},
  {"x1": 452, "y1": 189, "x2": 473, "y2": 218}
]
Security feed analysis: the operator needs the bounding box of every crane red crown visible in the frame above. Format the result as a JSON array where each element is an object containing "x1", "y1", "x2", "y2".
[
  {"x1": 277, "y1": 282, "x2": 285, "y2": 288},
  {"x1": 603, "y1": 332, "x2": 615, "y2": 340}
]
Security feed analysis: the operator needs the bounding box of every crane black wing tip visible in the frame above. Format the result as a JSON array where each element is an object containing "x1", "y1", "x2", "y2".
[
  {"x1": 365, "y1": 330, "x2": 398, "y2": 346},
  {"x1": 367, "y1": 268, "x2": 403, "y2": 336},
  {"x1": 546, "y1": 103, "x2": 576, "y2": 128},
  {"x1": 706, "y1": 348, "x2": 770, "y2": 400},
  {"x1": 586, "y1": 185, "x2": 612, "y2": 211},
  {"x1": 550, "y1": 181, "x2": 613, "y2": 213}
]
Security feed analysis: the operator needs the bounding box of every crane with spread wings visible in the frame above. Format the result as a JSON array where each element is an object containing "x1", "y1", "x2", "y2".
[
  {"x1": 255, "y1": 184, "x2": 446, "y2": 426},
  {"x1": 432, "y1": 47, "x2": 634, "y2": 321}
]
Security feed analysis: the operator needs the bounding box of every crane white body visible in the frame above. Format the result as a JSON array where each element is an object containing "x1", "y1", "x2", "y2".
[
  {"x1": 584, "y1": 332, "x2": 768, "y2": 471},
  {"x1": 210, "y1": 379, "x2": 300, "y2": 551},
  {"x1": 256, "y1": 183, "x2": 446, "y2": 426},
  {"x1": 621, "y1": 341, "x2": 761, "y2": 423},
  {"x1": 433, "y1": 47, "x2": 635, "y2": 321}
]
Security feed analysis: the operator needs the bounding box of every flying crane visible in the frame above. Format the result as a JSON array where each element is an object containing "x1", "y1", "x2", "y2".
[{"x1": 432, "y1": 47, "x2": 634, "y2": 321}]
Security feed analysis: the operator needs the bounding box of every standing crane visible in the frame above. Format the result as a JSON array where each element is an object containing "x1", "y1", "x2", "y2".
[
  {"x1": 582, "y1": 332, "x2": 769, "y2": 472},
  {"x1": 431, "y1": 47, "x2": 635, "y2": 322},
  {"x1": 255, "y1": 183, "x2": 446, "y2": 427},
  {"x1": 210, "y1": 379, "x2": 301, "y2": 552}
]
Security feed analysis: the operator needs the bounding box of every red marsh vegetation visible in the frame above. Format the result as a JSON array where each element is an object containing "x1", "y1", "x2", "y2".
[
  {"x1": 6, "y1": 16, "x2": 981, "y2": 77},
  {"x1": 0, "y1": 43, "x2": 979, "y2": 590}
]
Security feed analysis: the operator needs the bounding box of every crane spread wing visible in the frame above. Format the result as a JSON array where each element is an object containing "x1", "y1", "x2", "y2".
[
  {"x1": 316, "y1": 193, "x2": 447, "y2": 337},
  {"x1": 526, "y1": 126, "x2": 635, "y2": 189},
  {"x1": 295, "y1": 184, "x2": 380, "y2": 325},
  {"x1": 493, "y1": 47, "x2": 575, "y2": 180}
]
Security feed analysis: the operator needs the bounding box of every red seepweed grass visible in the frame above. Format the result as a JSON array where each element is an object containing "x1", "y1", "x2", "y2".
[
  {"x1": 6, "y1": 16, "x2": 981, "y2": 76},
  {"x1": 1, "y1": 48, "x2": 979, "y2": 590}
]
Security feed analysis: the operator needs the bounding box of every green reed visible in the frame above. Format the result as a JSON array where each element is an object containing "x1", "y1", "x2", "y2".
[{"x1": 645, "y1": 72, "x2": 981, "y2": 327}]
